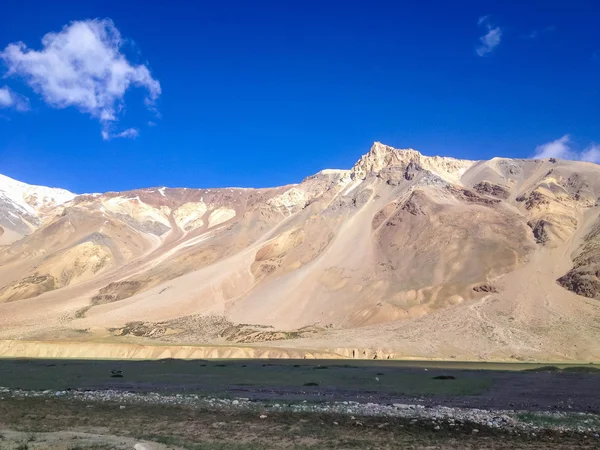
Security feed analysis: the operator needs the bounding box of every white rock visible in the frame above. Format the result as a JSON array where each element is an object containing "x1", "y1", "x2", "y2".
[{"x1": 134, "y1": 444, "x2": 154, "y2": 450}]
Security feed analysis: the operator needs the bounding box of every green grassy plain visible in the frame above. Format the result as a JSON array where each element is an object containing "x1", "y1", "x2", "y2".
[{"x1": 0, "y1": 358, "x2": 493, "y2": 397}]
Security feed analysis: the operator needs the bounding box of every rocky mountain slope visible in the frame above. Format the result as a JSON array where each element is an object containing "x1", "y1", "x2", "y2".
[
  {"x1": 1, "y1": 142, "x2": 600, "y2": 361},
  {"x1": 0, "y1": 173, "x2": 76, "y2": 245}
]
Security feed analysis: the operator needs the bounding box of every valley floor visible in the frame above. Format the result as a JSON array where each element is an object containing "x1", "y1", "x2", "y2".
[
  {"x1": 1, "y1": 359, "x2": 600, "y2": 448},
  {"x1": 0, "y1": 399, "x2": 598, "y2": 449}
]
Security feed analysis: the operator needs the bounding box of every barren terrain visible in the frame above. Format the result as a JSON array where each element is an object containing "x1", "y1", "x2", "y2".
[{"x1": 2, "y1": 143, "x2": 600, "y2": 361}]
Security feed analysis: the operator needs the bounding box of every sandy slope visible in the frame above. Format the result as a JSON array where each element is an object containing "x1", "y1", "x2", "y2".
[{"x1": 1, "y1": 142, "x2": 600, "y2": 360}]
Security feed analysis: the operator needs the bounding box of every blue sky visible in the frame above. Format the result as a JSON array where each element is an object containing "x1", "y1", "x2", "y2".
[{"x1": 0, "y1": 1, "x2": 598, "y2": 193}]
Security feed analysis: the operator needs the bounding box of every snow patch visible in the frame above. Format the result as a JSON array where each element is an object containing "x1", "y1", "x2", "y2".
[
  {"x1": 0, "y1": 173, "x2": 76, "y2": 217},
  {"x1": 320, "y1": 169, "x2": 350, "y2": 175}
]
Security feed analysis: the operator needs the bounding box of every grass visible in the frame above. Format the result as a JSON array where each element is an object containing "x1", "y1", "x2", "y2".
[
  {"x1": 0, "y1": 358, "x2": 493, "y2": 397},
  {"x1": 0, "y1": 397, "x2": 592, "y2": 449},
  {"x1": 523, "y1": 365, "x2": 600, "y2": 373},
  {"x1": 141, "y1": 435, "x2": 268, "y2": 449},
  {"x1": 67, "y1": 446, "x2": 114, "y2": 450},
  {"x1": 516, "y1": 412, "x2": 600, "y2": 429}
]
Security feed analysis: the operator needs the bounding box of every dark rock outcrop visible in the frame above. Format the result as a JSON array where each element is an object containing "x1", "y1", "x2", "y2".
[
  {"x1": 473, "y1": 181, "x2": 510, "y2": 199},
  {"x1": 557, "y1": 272, "x2": 600, "y2": 299},
  {"x1": 528, "y1": 220, "x2": 550, "y2": 244},
  {"x1": 473, "y1": 284, "x2": 498, "y2": 293}
]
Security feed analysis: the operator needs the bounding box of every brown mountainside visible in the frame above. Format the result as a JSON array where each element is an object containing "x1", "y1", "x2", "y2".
[{"x1": 1, "y1": 142, "x2": 600, "y2": 361}]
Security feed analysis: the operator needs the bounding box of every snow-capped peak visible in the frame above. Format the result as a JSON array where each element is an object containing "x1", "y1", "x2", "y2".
[{"x1": 0, "y1": 173, "x2": 77, "y2": 217}]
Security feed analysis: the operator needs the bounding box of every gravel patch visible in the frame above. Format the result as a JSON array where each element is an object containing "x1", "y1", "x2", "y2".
[{"x1": 2, "y1": 386, "x2": 599, "y2": 437}]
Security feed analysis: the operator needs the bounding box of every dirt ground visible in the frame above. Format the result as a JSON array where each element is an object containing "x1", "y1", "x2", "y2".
[{"x1": 0, "y1": 397, "x2": 598, "y2": 449}]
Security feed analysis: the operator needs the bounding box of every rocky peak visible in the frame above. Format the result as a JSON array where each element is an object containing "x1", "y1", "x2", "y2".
[
  {"x1": 351, "y1": 142, "x2": 476, "y2": 185},
  {"x1": 351, "y1": 142, "x2": 418, "y2": 179}
]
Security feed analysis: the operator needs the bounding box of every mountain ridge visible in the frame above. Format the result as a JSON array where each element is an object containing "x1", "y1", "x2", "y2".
[
  {"x1": 0, "y1": 173, "x2": 77, "y2": 245},
  {"x1": 1, "y1": 142, "x2": 600, "y2": 361}
]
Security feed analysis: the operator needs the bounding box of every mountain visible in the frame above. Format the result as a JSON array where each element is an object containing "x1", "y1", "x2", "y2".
[
  {"x1": 1, "y1": 142, "x2": 600, "y2": 361},
  {"x1": 0, "y1": 173, "x2": 76, "y2": 245}
]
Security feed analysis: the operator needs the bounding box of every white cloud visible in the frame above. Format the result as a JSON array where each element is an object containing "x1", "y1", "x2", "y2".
[
  {"x1": 102, "y1": 127, "x2": 139, "y2": 140},
  {"x1": 0, "y1": 18, "x2": 160, "y2": 138},
  {"x1": 526, "y1": 26, "x2": 556, "y2": 39},
  {"x1": 0, "y1": 87, "x2": 11, "y2": 107},
  {"x1": 0, "y1": 85, "x2": 29, "y2": 111},
  {"x1": 477, "y1": 15, "x2": 490, "y2": 26},
  {"x1": 533, "y1": 135, "x2": 574, "y2": 159},
  {"x1": 581, "y1": 144, "x2": 600, "y2": 164},
  {"x1": 476, "y1": 16, "x2": 502, "y2": 57},
  {"x1": 533, "y1": 136, "x2": 600, "y2": 164}
]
